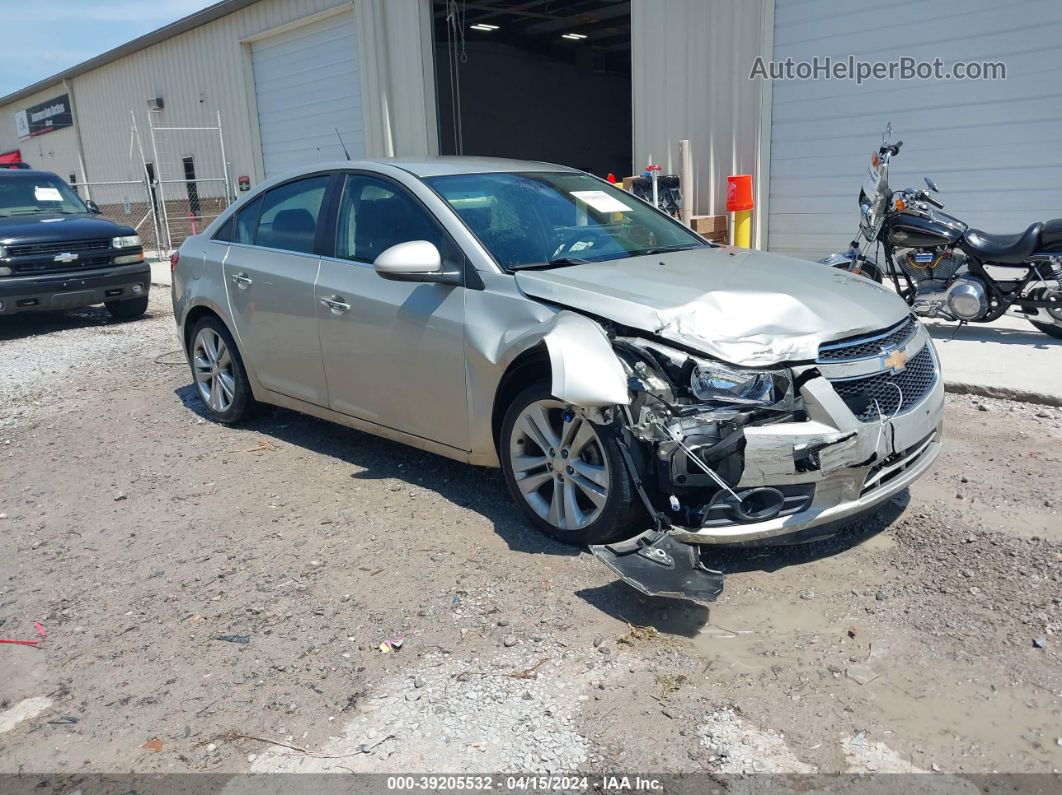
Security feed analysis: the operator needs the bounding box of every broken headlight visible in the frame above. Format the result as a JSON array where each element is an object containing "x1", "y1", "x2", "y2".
[{"x1": 690, "y1": 362, "x2": 791, "y2": 407}]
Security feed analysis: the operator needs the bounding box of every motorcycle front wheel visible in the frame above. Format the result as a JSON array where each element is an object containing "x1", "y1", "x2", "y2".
[{"x1": 828, "y1": 258, "x2": 883, "y2": 284}]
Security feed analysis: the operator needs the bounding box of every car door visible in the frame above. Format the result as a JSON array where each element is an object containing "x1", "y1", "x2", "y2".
[
  {"x1": 315, "y1": 172, "x2": 470, "y2": 450},
  {"x1": 223, "y1": 173, "x2": 332, "y2": 407}
]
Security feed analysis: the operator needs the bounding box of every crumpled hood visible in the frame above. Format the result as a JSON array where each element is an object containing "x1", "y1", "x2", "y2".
[{"x1": 514, "y1": 246, "x2": 909, "y2": 365}]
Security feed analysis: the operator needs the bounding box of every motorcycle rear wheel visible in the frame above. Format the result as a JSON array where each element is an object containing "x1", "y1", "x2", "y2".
[
  {"x1": 1029, "y1": 317, "x2": 1062, "y2": 339},
  {"x1": 1026, "y1": 289, "x2": 1062, "y2": 338}
]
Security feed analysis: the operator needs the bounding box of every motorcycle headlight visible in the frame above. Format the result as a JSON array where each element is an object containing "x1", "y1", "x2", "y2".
[
  {"x1": 112, "y1": 235, "x2": 141, "y2": 249},
  {"x1": 690, "y1": 362, "x2": 792, "y2": 407}
]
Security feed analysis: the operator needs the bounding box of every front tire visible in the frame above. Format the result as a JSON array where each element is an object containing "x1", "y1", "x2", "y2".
[
  {"x1": 105, "y1": 296, "x2": 149, "y2": 320},
  {"x1": 188, "y1": 316, "x2": 257, "y2": 424},
  {"x1": 499, "y1": 384, "x2": 643, "y2": 546}
]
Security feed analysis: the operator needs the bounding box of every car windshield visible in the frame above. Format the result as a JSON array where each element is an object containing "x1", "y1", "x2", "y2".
[
  {"x1": 424, "y1": 171, "x2": 709, "y2": 271},
  {"x1": 0, "y1": 174, "x2": 88, "y2": 217}
]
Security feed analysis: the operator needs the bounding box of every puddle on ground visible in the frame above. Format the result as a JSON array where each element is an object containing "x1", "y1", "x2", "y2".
[
  {"x1": 693, "y1": 597, "x2": 841, "y2": 677},
  {"x1": 854, "y1": 659, "x2": 1060, "y2": 769}
]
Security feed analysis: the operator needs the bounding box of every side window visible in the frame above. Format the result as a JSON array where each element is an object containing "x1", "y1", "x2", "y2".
[
  {"x1": 336, "y1": 174, "x2": 447, "y2": 263},
  {"x1": 213, "y1": 214, "x2": 235, "y2": 242},
  {"x1": 255, "y1": 175, "x2": 329, "y2": 254},
  {"x1": 234, "y1": 195, "x2": 263, "y2": 245}
]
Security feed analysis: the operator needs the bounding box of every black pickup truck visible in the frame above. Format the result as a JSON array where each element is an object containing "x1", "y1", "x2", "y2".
[{"x1": 0, "y1": 169, "x2": 150, "y2": 319}]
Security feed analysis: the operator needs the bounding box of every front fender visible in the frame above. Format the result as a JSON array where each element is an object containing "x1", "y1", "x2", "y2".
[{"x1": 507, "y1": 311, "x2": 630, "y2": 406}]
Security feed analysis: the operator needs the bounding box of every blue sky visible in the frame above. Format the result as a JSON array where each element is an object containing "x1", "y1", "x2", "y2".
[{"x1": 0, "y1": 0, "x2": 214, "y2": 97}]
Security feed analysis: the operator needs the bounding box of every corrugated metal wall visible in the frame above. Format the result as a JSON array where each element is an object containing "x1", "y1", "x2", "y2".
[
  {"x1": 768, "y1": 0, "x2": 1062, "y2": 261},
  {"x1": 631, "y1": 0, "x2": 773, "y2": 247},
  {"x1": 0, "y1": 0, "x2": 437, "y2": 193}
]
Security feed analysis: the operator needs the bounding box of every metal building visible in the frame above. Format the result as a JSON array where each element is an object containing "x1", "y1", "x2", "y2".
[{"x1": 2, "y1": 0, "x2": 1060, "y2": 256}]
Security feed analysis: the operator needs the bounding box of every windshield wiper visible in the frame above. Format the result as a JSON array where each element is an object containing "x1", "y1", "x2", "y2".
[
  {"x1": 509, "y1": 256, "x2": 590, "y2": 272},
  {"x1": 625, "y1": 244, "x2": 705, "y2": 257}
]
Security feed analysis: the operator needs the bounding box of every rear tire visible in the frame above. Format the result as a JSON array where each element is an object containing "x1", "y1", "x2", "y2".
[
  {"x1": 499, "y1": 383, "x2": 643, "y2": 546},
  {"x1": 187, "y1": 315, "x2": 258, "y2": 424},
  {"x1": 1030, "y1": 319, "x2": 1062, "y2": 339},
  {"x1": 105, "y1": 296, "x2": 149, "y2": 320}
]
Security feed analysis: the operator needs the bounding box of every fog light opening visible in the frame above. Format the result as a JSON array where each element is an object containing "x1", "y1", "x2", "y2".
[
  {"x1": 709, "y1": 487, "x2": 786, "y2": 523},
  {"x1": 131, "y1": 284, "x2": 145, "y2": 295}
]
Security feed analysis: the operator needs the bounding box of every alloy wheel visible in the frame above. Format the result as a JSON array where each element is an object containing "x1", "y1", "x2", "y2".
[
  {"x1": 508, "y1": 399, "x2": 611, "y2": 531},
  {"x1": 192, "y1": 327, "x2": 236, "y2": 413}
]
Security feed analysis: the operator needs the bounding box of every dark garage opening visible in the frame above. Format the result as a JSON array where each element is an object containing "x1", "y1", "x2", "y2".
[{"x1": 433, "y1": 0, "x2": 632, "y2": 178}]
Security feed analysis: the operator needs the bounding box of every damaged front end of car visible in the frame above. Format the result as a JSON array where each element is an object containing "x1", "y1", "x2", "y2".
[{"x1": 574, "y1": 320, "x2": 943, "y2": 605}]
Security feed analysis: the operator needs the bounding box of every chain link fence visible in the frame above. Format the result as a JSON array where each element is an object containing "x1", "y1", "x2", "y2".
[
  {"x1": 73, "y1": 180, "x2": 164, "y2": 257},
  {"x1": 147, "y1": 114, "x2": 232, "y2": 252}
]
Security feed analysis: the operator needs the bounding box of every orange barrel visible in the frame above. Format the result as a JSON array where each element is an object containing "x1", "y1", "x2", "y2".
[{"x1": 726, "y1": 175, "x2": 754, "y2": 247}]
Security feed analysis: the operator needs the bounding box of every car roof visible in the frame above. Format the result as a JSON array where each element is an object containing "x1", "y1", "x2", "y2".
[
  {"x1": 0, "y1": 168, "x2": 60, "y2": 179},
  {"x1": 271, "y1": 156, "x2": 582, "y2": 181},
  {"x1": 385, "y1": 156, "x2": 582, "y2": 178}
]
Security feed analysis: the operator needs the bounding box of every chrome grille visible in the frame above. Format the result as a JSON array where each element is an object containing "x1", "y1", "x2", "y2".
[
  {"x1": 12, "y1": 255, "x2": 113, "y2": 274},
  {"x1": 818, "y1": 316, "x2": 918, "y2": 362},
  {"x1": 830, "y1": 344, "x2": 937, "y2": 422},
  {"x1": 6, "y1": 239, "x2": 110, "y2": 257}
]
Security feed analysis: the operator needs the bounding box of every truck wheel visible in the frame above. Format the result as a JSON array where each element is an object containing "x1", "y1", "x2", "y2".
[
  {"x1": 499, "y1": 383, "x2": 644, "y2": 546},
  {"x1": 187, "y1": 316, "x2": 257, "y2": 424},
  {"x1": 105, "y1": 296, "x2": 149, "y2": 320}
]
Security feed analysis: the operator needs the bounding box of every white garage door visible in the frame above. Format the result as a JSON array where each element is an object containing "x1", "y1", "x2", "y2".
[
  {"x1": 768, "y1": 0, "x2": 1062, "y2": 261},
  {"x1": 251, "y1": 13, "x2": 365, "y2": 178}
]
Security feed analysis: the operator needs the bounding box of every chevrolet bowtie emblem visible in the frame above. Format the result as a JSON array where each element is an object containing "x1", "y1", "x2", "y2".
[
  {"x1": 883, "y1": 348, "x2": 909, "y2": 372},
  {"x1": 53, "y1": 252, "x2": 78, "y2": 263}
]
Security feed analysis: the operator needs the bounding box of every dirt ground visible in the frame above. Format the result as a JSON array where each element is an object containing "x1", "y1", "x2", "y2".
[{"x1": 0, "y1": 293, "x2": 1059, "y2": 777}]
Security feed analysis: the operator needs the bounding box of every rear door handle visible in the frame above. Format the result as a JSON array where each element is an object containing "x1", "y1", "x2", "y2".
[
  {"x1": 320, "y1": 295, "x2": 351, "y2": 313},
  {"x1": 231, "y1": 272, "x2": 252, "y2": 287}
]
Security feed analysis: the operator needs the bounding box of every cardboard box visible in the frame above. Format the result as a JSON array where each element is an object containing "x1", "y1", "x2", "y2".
[{"x1": 691, "y1": 214, "x2": 727, "y2": 235}]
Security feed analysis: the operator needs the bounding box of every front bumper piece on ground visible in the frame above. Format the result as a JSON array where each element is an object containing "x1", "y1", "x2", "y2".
[{"x1": 591, "y1": 530, "x2": 724, "y2": 604}]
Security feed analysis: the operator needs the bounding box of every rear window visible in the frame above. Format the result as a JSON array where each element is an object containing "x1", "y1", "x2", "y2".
[
  {"x1": 254, "y1": 176, "x2": 329, "y2": 254},
  {"x1": 233, "y1": 195, "x2": 263, "y2": 245}
]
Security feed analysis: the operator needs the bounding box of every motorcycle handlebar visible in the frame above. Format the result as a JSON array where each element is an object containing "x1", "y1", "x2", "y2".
[
  {"x1": 879, "y1": 140, "x2": 903, "y2": 157},
  {"x1": 922, "y1": 192, "x2": 944, "y2": 209}
]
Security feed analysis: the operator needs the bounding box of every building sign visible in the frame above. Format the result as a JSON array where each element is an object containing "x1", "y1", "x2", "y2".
[{"x1": 15, "y1": 94, "x2": 73, "y2": 139}]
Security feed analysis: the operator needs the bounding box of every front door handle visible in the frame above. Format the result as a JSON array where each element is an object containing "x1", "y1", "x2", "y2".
[
  {"x1": 231, "y1": 272, "x2": 252, "y2": 288},
  {"x1": 320, "y1": 295, "x2": 351, "y2": 313}
]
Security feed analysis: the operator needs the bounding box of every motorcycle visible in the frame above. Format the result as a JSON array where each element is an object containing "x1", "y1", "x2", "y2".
[{"x1": 820, "y1": 124, "x2": 1062, "y2": 338}]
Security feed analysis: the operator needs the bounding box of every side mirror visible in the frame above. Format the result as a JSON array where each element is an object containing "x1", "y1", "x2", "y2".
[
  {"x1": 86, "y1": 199, "x2": 101, "y2": 214},
  {"x1": 373, "y1": 240, "x2": 460, "y2": 285},
  {"x1": 924, "y1": 176, "x2": 940, "y2": 193}
]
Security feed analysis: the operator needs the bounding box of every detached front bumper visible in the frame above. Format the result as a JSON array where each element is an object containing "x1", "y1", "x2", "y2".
[
  {"x1": 592, "y1": 324, "x2": 944, "y2": 603},
  {"x1": 0, "y1": 263, "x2": 151, "y2": 315},
  {"x1": 675, "y1": 327, "x2": 944, "y2": 545}
]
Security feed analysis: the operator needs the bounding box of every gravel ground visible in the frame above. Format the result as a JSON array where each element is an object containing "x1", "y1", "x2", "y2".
[{"x1": 0, "y1": 294, "x2": 1059, "y2": 776}]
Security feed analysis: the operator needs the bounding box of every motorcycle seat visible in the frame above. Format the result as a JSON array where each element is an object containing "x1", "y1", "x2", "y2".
[
  {"x1": 1040, "y1": 218, "x2": 1062, "y2": 247},
  {"x1": 960, "y1": 222, "x2": 1042, "y2": 264}
]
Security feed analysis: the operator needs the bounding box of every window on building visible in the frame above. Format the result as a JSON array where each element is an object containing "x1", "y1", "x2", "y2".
[
  {"x1": 183, "y1": 156, "x2": 201, "y2": 218},
  {"x1": 145, "y1": 162, "x2": 159, "y2": 215}
]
